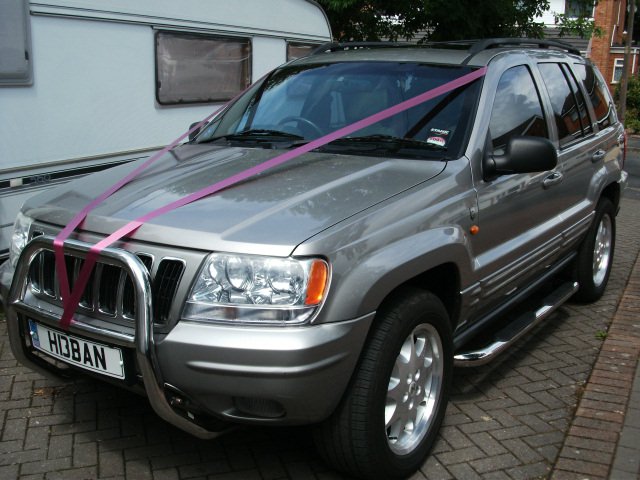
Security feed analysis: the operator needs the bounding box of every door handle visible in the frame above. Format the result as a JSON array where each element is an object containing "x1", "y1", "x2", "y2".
[
  {"x1": 592, "y1": 149, "x2": 606, "y2": 163},
  {"x1": 542, "y1": 171, "x2": 563, "y2": 189}
]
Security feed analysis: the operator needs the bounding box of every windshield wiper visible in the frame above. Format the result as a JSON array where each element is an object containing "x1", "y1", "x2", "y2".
[
  {"x1": 319, "y1": 134, "x2": 447, "y2": 153},
  {"x1": 203, "y1": 129, "x2": 305, "y2": 144}
]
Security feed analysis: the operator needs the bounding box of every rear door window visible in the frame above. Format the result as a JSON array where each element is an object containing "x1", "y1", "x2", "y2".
[
  {"x1": 538, "y1": 63, "x2": 591, "y2": 147},
  {"x1": 573, "y1": 63, "x2": 616, "y2": 130}
]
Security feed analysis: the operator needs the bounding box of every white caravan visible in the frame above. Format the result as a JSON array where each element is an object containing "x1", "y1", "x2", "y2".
[{"x1": 0, "y1": 0, "x2": 332, "y2": 261}]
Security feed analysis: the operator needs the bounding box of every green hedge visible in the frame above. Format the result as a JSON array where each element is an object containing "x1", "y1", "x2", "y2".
[{"x1": 616, "y1": 75, "x2": 640, "y2": 132}]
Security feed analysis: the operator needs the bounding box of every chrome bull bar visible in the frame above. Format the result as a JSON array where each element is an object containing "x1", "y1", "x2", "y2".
[{"x1": 5, "y1": 235, "x2": 220, "y2": 439}]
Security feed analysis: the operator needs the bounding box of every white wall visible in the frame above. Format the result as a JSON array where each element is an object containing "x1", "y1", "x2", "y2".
[
  {"x1": 538, "y1": 0, "x2": 567, "y2": 25},
  {"x1": 253, "y1": 37, "x2": 288, "y2": 80}
]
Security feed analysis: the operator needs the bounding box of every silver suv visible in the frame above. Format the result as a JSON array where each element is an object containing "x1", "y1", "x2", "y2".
[{"x1": 1, "y1": 39, "x2": 628, "y2": 479}]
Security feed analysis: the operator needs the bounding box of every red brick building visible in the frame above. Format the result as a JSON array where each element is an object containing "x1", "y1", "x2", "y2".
[{"x1": 589, "y1": 0, "x2": 639, "y2": 94}]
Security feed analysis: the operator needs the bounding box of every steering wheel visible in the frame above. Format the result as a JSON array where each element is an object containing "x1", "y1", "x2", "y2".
[{"x1": 277, "y1": 116, "x2": 323, "y2": 137}]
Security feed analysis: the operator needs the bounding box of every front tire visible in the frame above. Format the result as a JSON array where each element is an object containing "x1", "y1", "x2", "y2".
[
  {"x1": 573, "y1": 198, "x2": 615, "y2": 303},
  {"x1": 314, "y1": 289, "x2": 452, "y2": 479}
]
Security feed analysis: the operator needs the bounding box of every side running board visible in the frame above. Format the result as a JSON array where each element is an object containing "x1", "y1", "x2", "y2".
[{"x1": 454, "y1": 281, "x2": 579, "y2": 367}]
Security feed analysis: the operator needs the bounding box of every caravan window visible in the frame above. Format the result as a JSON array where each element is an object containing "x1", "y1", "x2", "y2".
[
  {"x1": 287, "y1": 43, "x2": 316, "y2": 61},
  {"x1": 156, "y1": 31, "x2": 251, "y2": 105},
  {"x1": 0, "y1": 0, "x2": 32, "y2": 86}
]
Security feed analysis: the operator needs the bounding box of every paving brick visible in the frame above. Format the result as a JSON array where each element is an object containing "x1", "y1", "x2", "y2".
[
  {"x1": 446, "y1": 463, "x2": 482, "y2": 480},
  {"x1": 208, "y1": 470, "x2": 262, "y2": 480},
  {"x1": 72, "y1": 441, "x2": 96, "y2": 467},
  {"x1": 19, "y1": 474, "x2": 45, "y2": 480},
  {"x1": 420, "y1": 455, "x2": 453, "y2": 480},
  {"x1": 573, "y1": 415, "x2": 623, "y2": 433},
  {"x1": 467, "y1": 432, "x2": 507, "y2": 456},
  {"x1": 612, "y1": 446, "x2": 640, "y2": 474},
  {"x1": 442, "y1": 425, "x2": 474, "y2": 446},
  {"x1": 564, "y1": 435, "x2": 616, "y2": 454},
  {"x1": 2, "y1": 417, "x2": 26, "y2": 441},
  {"x1": 575, "y1": 406, "x2": 625, "y2": 423},
  {"x1": 20, "y1": 457, "x2": 72, "y2": 475},
  {"x1": 506, "y1": 461, "x2": 551, "y2": 480},
  {"x1": 0, "y1": 448, "x2": 47, "y2": 466},
  {"x1": 47, "y1": 434, "x2": 72, "y2": 460},
  {"x1": 0, "y1": 464, "x2": 19, "y2": 480},
  {"x1": 24, "y1": 426, "x2": 49, "y2": 452},
  {"x1": 553, "y1": 458, "x2": 610, "y2": 477},
  {"x1": 178, "y1": 459, "x2": 229, "y2": 478},
  {"x1": 489, "y1": 425, "x2": 536, "y2": 441},
  {"x1": 149, "y1": 452, "x2": 200, "y2": 471},
  {"x1": 566, "y1": 425, "x2": 618, "y2": 443},
  {"x1": 558, "y1": 444, "x2": 613, "y2": 465},
  {"x1": 469, "y1": 452, "x2": 520, "y2": 474},
  {"x1": 125, "y1": 460, "x2": 153, "y2": 480},
  {"x1": 98, "y1": 449, "x2": 124, "y2": 477},
  {"x1": 46, "y1": 466, "x2": 98, "y2": 480},
  {"x1": 150, "y1": 468, "x2": 180, "y2": 480},
  {"x1": 435, "y1": 446, "x2": 486, "y2": 465}
]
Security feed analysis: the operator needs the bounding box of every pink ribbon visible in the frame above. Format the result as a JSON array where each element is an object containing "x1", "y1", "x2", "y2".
[{"x1": 54, "y1": 66, "x2": 487, "y2": 330}]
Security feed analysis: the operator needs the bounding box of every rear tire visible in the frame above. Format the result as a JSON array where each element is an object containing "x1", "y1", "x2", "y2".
[
  {"x1": 314, "y1": 288, "x2": 452, "y2": 479},
  {"x1": 573, "y1": 198, "x2": 615, "y2": 303}
]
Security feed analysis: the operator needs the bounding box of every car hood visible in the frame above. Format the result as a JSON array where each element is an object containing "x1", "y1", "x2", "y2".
[{"x1": 24, "y1": 144, "x2": 446, "y2": 256}]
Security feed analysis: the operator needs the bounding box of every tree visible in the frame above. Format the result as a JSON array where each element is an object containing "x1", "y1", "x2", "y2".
[
  {"x1": 317, "y1": 0, "x2": 597, "y2": 42},
  {"x1": 553, "y1": 0, "x2": 602, "y2": 38}
]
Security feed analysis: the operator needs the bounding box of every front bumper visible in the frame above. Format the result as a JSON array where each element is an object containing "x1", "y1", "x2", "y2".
[{"x1": 2, "y1": 236, "x2": 373, "y2": 436}]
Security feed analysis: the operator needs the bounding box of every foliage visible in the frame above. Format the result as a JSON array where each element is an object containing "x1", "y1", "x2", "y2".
[
  {"x1": 317, "y1": 0, "x2": 606, "y2": 43},
  {"x1": 316, "y1": 0, "x2": 552, "y2": 42},
  {"x1": 617, "y1": 74, "x2": 640, "y2": 131},
  {"x1": 595, "y1": 330, "x2": 607, "y2": 340},
  {"x1": 553, "y1": 13, "x2": 603, "y2": 38}
]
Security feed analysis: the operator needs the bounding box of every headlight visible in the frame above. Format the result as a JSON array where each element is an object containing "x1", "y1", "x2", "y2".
[
  {"x1": 9, "y1": 212, "x2": 33, "y2": 269},
  {"x1": 183, "y1": 253, "x2": 329, "y2": 325}
]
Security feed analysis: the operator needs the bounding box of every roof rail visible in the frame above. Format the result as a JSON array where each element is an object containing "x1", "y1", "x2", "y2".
[
  {"x1": 466, "y1": 38, "x2": 581, "y2": 56},
  {"x1": 310, "y1": 41, "x2": 411, "y2": 55},
  {"x1": 309, "y1": 38, "x2": 581, "y2": 58}
]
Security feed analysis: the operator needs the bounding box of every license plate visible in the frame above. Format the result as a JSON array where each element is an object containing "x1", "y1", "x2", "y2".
[{"x1": 28, "y1": 320, "x2": 125, "y2": 379}]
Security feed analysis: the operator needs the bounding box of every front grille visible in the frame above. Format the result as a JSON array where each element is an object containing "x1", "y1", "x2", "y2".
[{"x1": 26, "y1": 249, "x2": 184, "y2": 325}]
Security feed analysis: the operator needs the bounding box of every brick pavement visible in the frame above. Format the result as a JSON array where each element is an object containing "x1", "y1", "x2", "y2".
[
  {"x1": 551, "y1": 234, "x2": 640, "y2": 480},
  {"x1": 1, "y1": 196, "x2": 639, "y2": 480}
]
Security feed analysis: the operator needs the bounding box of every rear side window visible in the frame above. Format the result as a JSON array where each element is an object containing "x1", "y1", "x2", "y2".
[
  {"x1": 489, "y1": 65, "x2": 548, "y2": 155},
  {"x1": 155, "y1": 31, "x2": 251, "y2": 105},
  {"x1": 573, "y1": 63, "x2": 616, "y2": 129},
  {"x1": 538, "y1": 63, "x2": 592, "y2": 147}
]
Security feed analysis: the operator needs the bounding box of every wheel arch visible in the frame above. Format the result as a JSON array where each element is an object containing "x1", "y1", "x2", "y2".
[
  {"x1": 385, "y1": 262, "x2": 461, "y2": 327},
  {"x1": 318, "y1": 228, "x2": 472, "y2": 331},
  {"x1": 600, "y1": 180, "x2": 621, "y2": 211}
]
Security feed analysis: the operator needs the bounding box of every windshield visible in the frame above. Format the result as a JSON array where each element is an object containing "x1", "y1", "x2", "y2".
[{"x1": 196, "y1": 61, "x2": 482, "y2": 159}]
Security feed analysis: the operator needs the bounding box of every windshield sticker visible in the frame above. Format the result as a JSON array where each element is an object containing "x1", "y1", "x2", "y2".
[
  {"x1": 427, "y1": 136, "x2": 447, "y2": 147},
  {"x1": 430, "y1": 128, "x2": 450, "y2": 137}
]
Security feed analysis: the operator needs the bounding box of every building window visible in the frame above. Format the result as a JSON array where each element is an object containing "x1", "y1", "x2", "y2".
[
  {"x1": 286, "y1": 43, "x2": 316, "y2": 61},
  {"x1": 0, "y1": 0, "x2": 32, "y2": 86},
  {"x1": 565, "y1": 0, "x2": 593, "y2": 18},
  {"x1": 612, "y1": 58, "x2": 625, "y2": 83},
  {"x1": 155, "y1": 31, "x2": 251, "y2": 105}
]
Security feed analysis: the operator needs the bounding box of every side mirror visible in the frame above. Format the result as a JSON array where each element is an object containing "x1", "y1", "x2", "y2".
[
  {"x1": 188, "y1": 122, "x2": 202, "y2": 142},
  {"x1": 484, "y1": 136, "x2": 557, "y2": 180}
]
